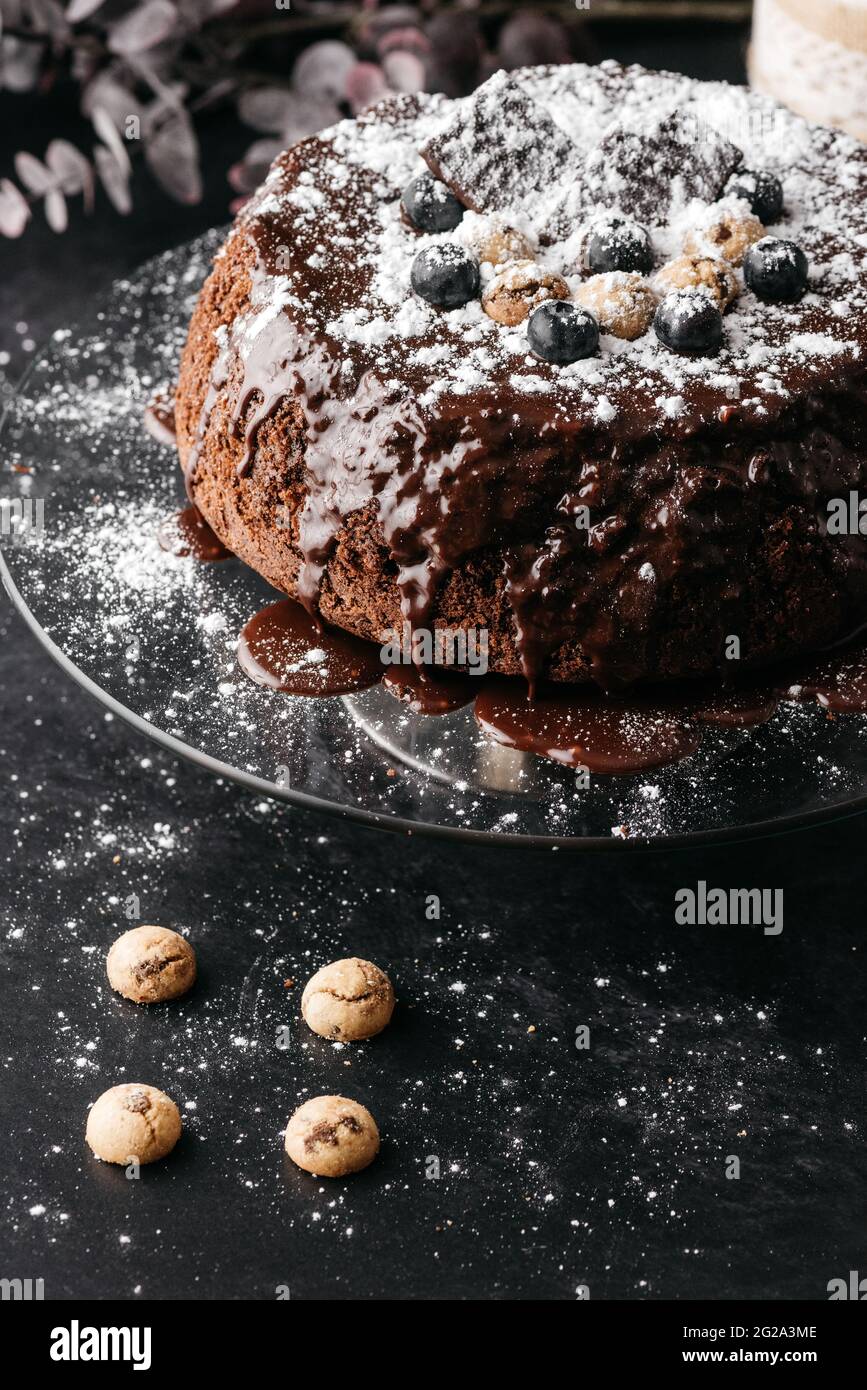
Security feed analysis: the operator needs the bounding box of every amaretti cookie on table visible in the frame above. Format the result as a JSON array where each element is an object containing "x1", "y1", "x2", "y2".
[
  {"x1": 107, "y1": 926, "x2": 197, "y2": 1004},
  {"x1": 86, "y1": 1085, "x2": 182, "y2": 1165},
  {"x1": 284, "y1": 1097, "x2": 380, "y2": 1177}
]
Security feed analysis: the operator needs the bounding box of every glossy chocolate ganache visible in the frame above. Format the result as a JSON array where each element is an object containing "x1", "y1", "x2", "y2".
[
  {"x1": 172, "y1": 61, "x2": 867, "y2": 758},
  {"x1": 227, "y1": 594, "x2": 867, "y2": 775}
]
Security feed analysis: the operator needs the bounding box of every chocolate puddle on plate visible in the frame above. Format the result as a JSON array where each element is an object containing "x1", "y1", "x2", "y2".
[
  {"x1": 158, "y1": 505, "x2": 232, "y2": 563},
  {"x1": 237, "y1": 598, "x2": 383, "y2": 697},
  {"x1": 151, "y1": 395, "x2": 233, "y2": 563},
  {"x1": 381, "y1": 662, "x2": 478, "y2": 715},
  {"x1": 474, "y1": 679, "x2": 703, "y2": 774},
  {"x1": 233, "y1": 597, "x2": 867, "y2": 776},
  {"x1": 144, "y1": 389, "x2": 178, "y2": 449}
]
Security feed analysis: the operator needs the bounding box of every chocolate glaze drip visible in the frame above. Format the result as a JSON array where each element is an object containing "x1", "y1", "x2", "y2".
[
  {"x1": 474, "y1": 651, "x2": 867, "y2": 772},
  {"x1": 147, "y1": 394, "x2": 231, "y2": 566},
  {"x1": 381, "y1": 663, "x2": 477, "y2": 715},
  {"x1": 235, "y1": 599, "x2": 867, "y2": 774},
  {"x1": 184, "y1": 103, "x2": 867, "y2": 692},
  {"x1": 690, "y1": 681, "x2": 779, "y2": 727},
  {"x1": 158, "y1": 505, "x2": 231, "y2": 563},
  {"x1": 787, "y1": 649, "x2": 867, "y2": 712},
  {"x1": 237, "y1": 598, "x2": 382, "y2": 697},
  {"x1": 144, "y1": 390, "x2": 177, "y2": 447},
  {"x1": 474, "y1": 679, "x2": 702, "y2": 773}
]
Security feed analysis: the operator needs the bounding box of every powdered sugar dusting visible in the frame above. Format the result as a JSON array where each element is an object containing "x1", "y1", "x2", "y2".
[{"x1": 237, "y1": 61, "x2": 867, "y2": 432}]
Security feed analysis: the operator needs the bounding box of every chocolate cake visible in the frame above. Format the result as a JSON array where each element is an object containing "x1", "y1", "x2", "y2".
[{"x1": 175, "y1": 61, "x2": 867, "y2": 692}]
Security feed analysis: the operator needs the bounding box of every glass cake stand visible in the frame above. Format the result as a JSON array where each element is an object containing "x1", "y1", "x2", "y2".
[{"x1": 3, "y1": 230, "x2": 867, "y2": 849}]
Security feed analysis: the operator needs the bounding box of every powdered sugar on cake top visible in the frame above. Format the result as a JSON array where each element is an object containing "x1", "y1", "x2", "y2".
[
  {"x1": 238, "y1": 61, "x2": 867, "y2": 435},
  {"x1": 420, "y1": 69, "x2": 582, "y2": 215}
]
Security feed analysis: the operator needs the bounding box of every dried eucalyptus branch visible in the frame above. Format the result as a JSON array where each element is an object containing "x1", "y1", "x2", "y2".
[{"x1": 3, "y1": 0, "x2": 712, "y2": 238}]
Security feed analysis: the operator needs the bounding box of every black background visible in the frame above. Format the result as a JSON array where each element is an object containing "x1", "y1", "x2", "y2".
[{"x1": 1, "y1": 14, "x2": 866, "y2": 1302}]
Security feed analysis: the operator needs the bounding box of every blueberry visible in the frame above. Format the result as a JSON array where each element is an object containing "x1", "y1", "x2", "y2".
[
  {"x1": 401, "y1": 172, "x2": 464, "y2": 234},
  {"x1": 411, "y1": 243, "x2": 480, "y2": 308},
  {"x1": 654, "y1": 290, "x2": 723, "y2": 356},
  {"x1": 725, "y1": 168, "x2": 783, "y2": 224},
  {"x1": 527, "y1": 301, "x2": 599, "y2": 364},
  {"x1": 586, "y1": 215, "x2": 653, "y2": 275},
  {"x1": 743, "y1": 236, "x2": 809, "y2": 302}
]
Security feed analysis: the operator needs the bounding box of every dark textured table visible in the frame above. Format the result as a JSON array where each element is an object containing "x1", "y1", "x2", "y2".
[{"x1": 2, "y1": 20, "x2": 865, "y2": 1303}]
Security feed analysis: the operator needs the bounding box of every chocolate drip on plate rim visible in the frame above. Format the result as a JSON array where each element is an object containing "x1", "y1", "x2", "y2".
[
  {"x1": 231, "y1": 596, "x2": 867, "y2": 775},
  {"x1": 158, "y1": 505, "x2": 232, "y2": 563},
  {"x1": 237, "y1": 599, "x2": 382, "y2": 697},
  {"x1": 144, "y1": 389, "x2": 177, "y2": 447}
]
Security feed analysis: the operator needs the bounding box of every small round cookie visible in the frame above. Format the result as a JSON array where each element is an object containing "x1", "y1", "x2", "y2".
[
  {"x1": 107, "y1": 925, "x2": 196, "y2": 1004},
  {"x1": 301, "y1": 957, "x2": 395, "y2": 1041},
  {"x1": 574, "y1": 271, "x2": 657, "y2": 340},
  {"x1": 654, "y1": 255, "x2": 738, "y2": 311},
  {"x1": 284, "y1": 1095, "x2": 379, "y2": 1177},
  {"x1": 458, "y1": 212, "x2": 535, "y2": 267},
  {"x1": 482, "y1": 260, "x2": 569, "y2": 326},
  {"x1": 476, "y1": 221, "x2": 534, "y2": 267},
  {"x1": 86, "y1": 1084, "x2": 182, "y2": 1165},
  {"x1": 683, "y1": 204, "x2": 765, "y2": 266}
]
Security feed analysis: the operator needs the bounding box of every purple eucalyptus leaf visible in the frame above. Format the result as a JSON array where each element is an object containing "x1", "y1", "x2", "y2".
[
  {"x1": 382, "y1": 50, "x2": 425, "y2": 94},
  {"x1": 145, "y1": 109, "x2": 202, "y2": 205},
  {"x1": 291, "y1": 40, "x2": 356, "y2": 105},
  {"x1": 177, "y1": 0, "x2": 239, "y2": 20},
  {"x1": 25, "y1": 0, "x2": 70, "y2": 40},
  {"x1": 360, "y1": 3, "x2": 423, "y2": 48},
  {"x1": 424, "y1": 11, "x2": 484, "y2": 97},
  {"x1": 239, "y1": 88, "x2": 340, "y2": 143},
  {"x1": 108, "y1": 0, "x2": 177, "y2": 56},
  {"x1": 81, "y1": 72, "x2": 146, "y2": 131},
  {"x1": 66, "y1": 0, "x2": 106, "y2": 21},
  {"x1": 496, "y1": 11, "x2": 570, "y2": 70},
  {"x1": 46, "y1": 138, "x2": 92, "y2": 197},
  {"x1": 376, "y1": 26, "x2": 430, "y2": 59},
  {"x1": 195, "y1": 77, "x2": 236, "y2": 113},
  {"x1": 0, "y1": 178, "x2": 30, "y2": 238},
  {"x1": 344, "y1": 61, "x2": 390, "y2": 115},
  {"x1": 44, "y1": 187, "x2": 68, "y2": 233},
  {"x1": 0, "y1": 35, "x2": 43, "y2": 93},
  {"x1": 280, "y1": 95, "x2": 342, "y2": 145},
  {"x1": 91, "y1": 105, "x2": 132, "y2": 174},
  {"x1": 94, "y1": 145, "x2": 132, "y2": 214},
  {"x1": 228, "y1": 137, "x2": 281, "y2": 195},
  {"x1": 0, "y1": 0, "x2": 25, "y2": 26},
  {"x1": 14, "y1": 151, "x2": 54, "y2": 194},
  {"x1": 244, "y1": 136, "x2": 281, "y2": 165},
  {"x1": 238, "y1": 86, "x2": 297, "y2": 135}
]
